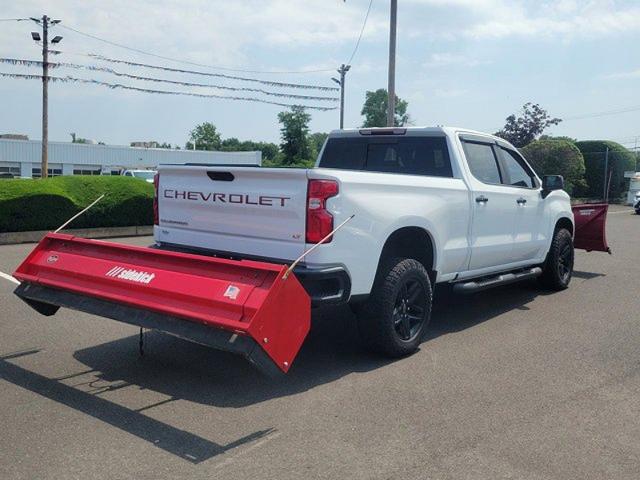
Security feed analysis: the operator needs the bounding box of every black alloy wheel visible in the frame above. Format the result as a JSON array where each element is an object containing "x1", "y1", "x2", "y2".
[
  {"x1": 358, "y1": 258, "x2": 433, "y2": 357},
  {"x1": 392, "y1": 279, "x2": 428, "y2": 342}
]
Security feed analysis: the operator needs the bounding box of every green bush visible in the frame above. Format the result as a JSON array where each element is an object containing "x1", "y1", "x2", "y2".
[
  {"x1": 575, "y1": 141, "x2": 636, "y2": 200},
  {"x1": 0, "y1": 176, "x2": 154, "y2": 232},
  {"x1": 520, "y1": 138, "x2": 586, "y2": 194}
]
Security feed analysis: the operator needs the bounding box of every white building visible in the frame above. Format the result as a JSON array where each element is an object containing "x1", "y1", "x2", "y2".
[{"x1": 0, "y1": 139, "x2": 261, "y2": 178}]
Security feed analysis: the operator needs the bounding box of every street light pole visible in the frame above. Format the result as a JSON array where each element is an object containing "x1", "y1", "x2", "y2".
[
  {"x1": 332, "y1": 64, "x2": 351, "y2": 129},
  {"x1": 41, "y1": 14, "x2": 49, "y2": 178},
  {"x1": 386, "y1": 0, "x2": 397, "y2": 127},
  {"x1": 31, "y1": 15, "x2": 61, "y2": 179}
]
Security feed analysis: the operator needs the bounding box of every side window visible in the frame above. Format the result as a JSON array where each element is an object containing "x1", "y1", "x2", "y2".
[
  {"x1": 462, "y1": 142, "x2": 501, "y2": 184},
  {"x1": 499, "y1": 148, "x2": 536, "y2": 188},
  {"x1": 318, "y1": 138, "x2": 367, "y2": 170}
]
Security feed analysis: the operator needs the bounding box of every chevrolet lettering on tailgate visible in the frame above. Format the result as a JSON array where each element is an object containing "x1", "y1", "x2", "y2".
[{"x1": 163, "y1": 189, "x2": 290, "y2": 207}]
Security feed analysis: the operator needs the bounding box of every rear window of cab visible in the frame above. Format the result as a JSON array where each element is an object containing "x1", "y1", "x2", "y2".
[{"x1": 319, "y1": 136, "x2": 453, "y2": 178}]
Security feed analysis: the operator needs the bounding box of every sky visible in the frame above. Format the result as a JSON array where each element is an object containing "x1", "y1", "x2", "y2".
[{"x1": 0, "y1": 0, "x2": 639, "y2": 150}]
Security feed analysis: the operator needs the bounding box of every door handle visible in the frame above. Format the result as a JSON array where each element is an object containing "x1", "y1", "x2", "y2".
[
  {"x1": 475, "y1": 195, "x2": 489, "y2": 204},
  {"x1": 516, "y1": 197, "x2": 527, "y2": 205}
]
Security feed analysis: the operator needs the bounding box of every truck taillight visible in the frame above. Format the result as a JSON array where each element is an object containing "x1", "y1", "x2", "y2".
[
  {"x1": 153, "y1": 173, "x2": 159, "y2": 225},
  {"x1": 306, "y1": 180, "x2": 338, "y2": 243}
]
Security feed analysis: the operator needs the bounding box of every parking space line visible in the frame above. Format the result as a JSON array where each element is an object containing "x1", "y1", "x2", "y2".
[
  {"x1": 0, "y1": 271, "x2": 20, "y2": 285},
  {"x1": 609, "y1": 210, "x2": 635, "y2": 214},
  {"x1": 213, "y1": 430, "x2": 281, "y2": 470}
]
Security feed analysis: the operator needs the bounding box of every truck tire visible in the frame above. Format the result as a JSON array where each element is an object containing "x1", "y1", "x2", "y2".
[
  {"x1": 358, "y1": 258, "x2": 432, "y2": 358},
  {"x1": 539, "y1": 228, "x2": 574, "y2": 290}
]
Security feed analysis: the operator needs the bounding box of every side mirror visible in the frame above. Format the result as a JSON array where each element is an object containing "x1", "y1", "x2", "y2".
[{"x1": 542, "y1": 175, "x2": 564, "y2": 198}]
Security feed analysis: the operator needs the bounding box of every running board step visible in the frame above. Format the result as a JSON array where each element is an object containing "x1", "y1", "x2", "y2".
[{"x1": 452, "y1": 267, "x2": 542, "y2": 294}]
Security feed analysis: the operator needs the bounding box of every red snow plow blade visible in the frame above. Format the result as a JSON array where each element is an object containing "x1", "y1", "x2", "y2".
[
  {"x1": 12, "y1": 233, "x2": 311, "y2": 375},
  {"x1": 572, "y1": 203, "x2": 611, "y2": 254}
]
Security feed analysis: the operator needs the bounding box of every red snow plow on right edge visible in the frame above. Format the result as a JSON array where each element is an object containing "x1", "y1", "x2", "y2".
[
  {"x1": 13, "y1": 233, "x2": 311, "y2": 376},
  {"x1": 572, "y1": 203, "x2": 612, "y2": 254}
]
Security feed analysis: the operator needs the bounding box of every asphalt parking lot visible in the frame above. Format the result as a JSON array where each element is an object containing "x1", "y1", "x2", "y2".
[{"x1": 1, "y1": 205, "x2": 639, "y2": 480}]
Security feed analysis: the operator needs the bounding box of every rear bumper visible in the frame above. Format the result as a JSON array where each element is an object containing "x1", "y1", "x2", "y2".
[
  {"x1": 292, "y1": 265, "x2": 351, "y2": 306},
  {"x1": 154, "y1": 241, "x2": 351, "y2": 306}
]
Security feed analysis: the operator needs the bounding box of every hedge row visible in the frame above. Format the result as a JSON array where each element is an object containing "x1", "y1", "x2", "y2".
[
  {"x1": 574, "y1": 140, "x2": 636, "y2": 200},
  {"x1": 0, "y1": 176, "x2": 154, "y2": 233}
]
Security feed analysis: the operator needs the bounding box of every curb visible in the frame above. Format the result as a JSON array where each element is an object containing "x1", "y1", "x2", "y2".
[{"x1": 0, "y1": 226, "x2": 153, "y2": 245}]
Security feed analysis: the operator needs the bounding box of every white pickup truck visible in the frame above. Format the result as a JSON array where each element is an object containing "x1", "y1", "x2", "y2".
[{"x1": 154, "y1": 127, "x2": 575, "y2": 358}]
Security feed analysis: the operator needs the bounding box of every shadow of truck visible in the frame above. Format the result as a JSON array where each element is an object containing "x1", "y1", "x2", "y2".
[{"x1": 70, "y1": 280, "x2": 555, "y2": 409}]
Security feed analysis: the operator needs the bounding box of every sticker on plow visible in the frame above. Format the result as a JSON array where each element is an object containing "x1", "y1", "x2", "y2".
[
  {"x1": 223, "y1": 285, "x2": 241, "y2": 300},
  {"x1": 106, "y1": 266, "x2": 155, "y2": 284},
  {"x1": 578, "y1": 209, "x2": 595, "y2": 216}
]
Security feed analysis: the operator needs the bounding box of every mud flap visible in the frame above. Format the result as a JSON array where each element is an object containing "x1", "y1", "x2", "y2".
[{"x1": 13, "y1": 233, "x2": 311, "y2": 375}]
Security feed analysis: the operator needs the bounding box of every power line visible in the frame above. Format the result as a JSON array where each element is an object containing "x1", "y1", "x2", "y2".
[
  {"x1": 0, "y1": 57, "x2": 339, "y2": 102},
  {"x1": 0, "y1": 71, "x2": 338, "y2": 111},
  {"x1": 563, "y1": 105, "x2": 640, "y2": 120},
  {"x1": 86, "y1": 54, "x2": 338, "y2": 91},
  {"x1": 346, "y1": 0, "x2": 374, "y2": 65},
  {"x1": 610, "y1": 136, "x2": 640, "y2": 143},
  {"x1": 0, "y1": 18, "x2": 30, "y2": 22},
  {"x1": 57, "y1": 24, "x2": 335, "y2": 74},
  {"x1": 488, "y1": 105, "x2": 640, "y2": 133}
]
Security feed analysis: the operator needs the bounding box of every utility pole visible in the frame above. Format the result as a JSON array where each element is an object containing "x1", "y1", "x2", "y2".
[
  {"x1": 386, "y1": 0, "x2": 397, "y2": 127},
  {"x1": 30, "y1": 15, "x2": 62, "y2": 179},
  {"x1": 332, "y1": 64, "x2": 350, "y2": 129}
]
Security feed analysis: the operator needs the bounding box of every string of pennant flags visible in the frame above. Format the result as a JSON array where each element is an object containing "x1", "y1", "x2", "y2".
[
  {"x1": 0, "y1": 71, "x2": 338, "y2": 111},
  {"x1": 0, "y1": 57, "x2": 339, "y2": 102},
  {"x1": 88, "y1": 54, "x2": 339, "y2": 92}
]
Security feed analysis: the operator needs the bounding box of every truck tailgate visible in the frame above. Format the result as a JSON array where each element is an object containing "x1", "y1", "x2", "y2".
[{"x1": 156, "y1": 166, "x2": 309, "y2": 260}]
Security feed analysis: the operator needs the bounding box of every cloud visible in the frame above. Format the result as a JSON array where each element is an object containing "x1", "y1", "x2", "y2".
[
  {"x1": 466, "y1": 8, "x2": 640, "y2": 39},
  {"x1": 423, "y1": 52, "x2": 490, "y2": 68},
  {"x1": 0, "y1": 0, "x2": 386, "y2": 70},
  {"x1": 405, "y1": 0, "x2": 640, "y2": 41},
  {"x1": 434, "y1": 88, "x2": 468, "y2": 98},
  {"x1": 603, "y1": 68, "x2": 640, "y2": 80}
]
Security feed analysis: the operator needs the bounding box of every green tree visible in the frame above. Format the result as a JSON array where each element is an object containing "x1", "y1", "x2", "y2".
[
  {"x1": 520, "y1": 138, "x2": 586, "y2": 194},
  {"x1": 70, "y1": 133, "x2": 93, "y2": 144},
  {"x1": 254, "y1": 142, "x2": 280, "y2": 163},
  {"x1": 186, "y1": 122, "x2": 222, "y2": 150},
  {"x1": 575, "y1": 140, "x2": 636, "y2": 200},
  {"x1": 309, "y1": 132, "x2": 329, "y2": 159},
  {"x1": 361, "y1": 88, "x2": 409, "y2": 128},
  {"x1": 495, "y1": 103, "x2": 561, "y2": 148},
  {"x1": 278, "y1": 106, "x2": 312, "y2": 166},
  {"x1": 220, "y1": 138, "x2": 282, "y2": 164},
  {"x1": 220, "y1": 137, "x2": 243, "y2": 151}
]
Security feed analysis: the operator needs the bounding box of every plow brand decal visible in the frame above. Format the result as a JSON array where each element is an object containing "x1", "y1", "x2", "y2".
[{"x1": 106, "y1": 266, "x2": 156, "y2": 284}]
